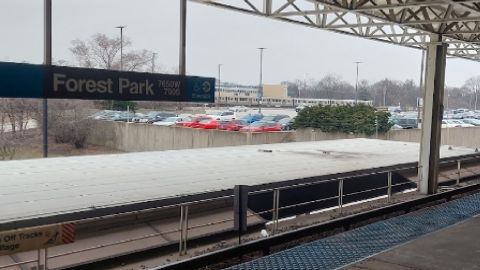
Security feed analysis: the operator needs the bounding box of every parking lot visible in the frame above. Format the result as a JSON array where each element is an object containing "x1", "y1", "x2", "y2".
[{"x1": 90, "y1": 106, "x2": 299, "y2": 133}]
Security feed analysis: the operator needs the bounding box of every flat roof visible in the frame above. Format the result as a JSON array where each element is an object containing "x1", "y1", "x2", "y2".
[{"x1": 0, "y1": 139, "x2": 475, "y2": 227}]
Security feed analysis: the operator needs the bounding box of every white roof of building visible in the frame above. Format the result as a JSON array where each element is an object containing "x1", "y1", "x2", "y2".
[{"x1": 0, "y1": 139, "x2": 475, "y2": 226}]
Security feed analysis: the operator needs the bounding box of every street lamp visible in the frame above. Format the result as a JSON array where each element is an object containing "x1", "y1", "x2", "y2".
[
  {"x1": 217, "y1": 64, "x2": 222, "y2": 107},
  {"x1": 257, "y1": 47, "x2": 266, "y2": 113},
  {"x1": 115, "y1": 25, "x2": 126, "y2": 71},
  {"x1": 354, "y1": 61, "x2": 362, "y2": 104},
  {"x1": 151, "y1": 52, "x2": 157, "y2": 73}
]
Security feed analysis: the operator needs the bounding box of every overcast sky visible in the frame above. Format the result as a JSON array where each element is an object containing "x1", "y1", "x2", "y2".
[{"x1": 1, "y1": 0, "x2": 479, "y2": 87}]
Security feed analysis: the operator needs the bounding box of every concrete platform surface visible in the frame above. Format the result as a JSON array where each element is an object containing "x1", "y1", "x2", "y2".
[
  {"x1": 0, "y1": 139, "x2": 475, "y2": 225},
  {"x1": 346, "y1": 216, "x2": 480, "y2": 270}
]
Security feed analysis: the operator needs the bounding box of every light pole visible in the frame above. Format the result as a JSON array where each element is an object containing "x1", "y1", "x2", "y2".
[
  {"x1": 151, "y1": 52, "x2": 157, "y2": 73},
  {"x1": 354, "y1": 61, "x2": 362, "y2": 104},
  {"x1": 217, "y1": 64, "x2": 222, "y2": 106},
  {"x1": 475, "y1": 87, "x2": 478, "y2": 111},
  {"x1": 383, "y1": 83, "x2": 387, "y2": 107},
  {"x1": 115, "y1": 26, "x2": 126, "y2": 70},
  {"x1": 257, "y1": 47, "x2": 266, "y2": 113}
]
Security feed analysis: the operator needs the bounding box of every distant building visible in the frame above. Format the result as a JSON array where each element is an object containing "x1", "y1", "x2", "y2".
[{"x1": 262, "y1": 84, "x2": 288, "y2": 99}]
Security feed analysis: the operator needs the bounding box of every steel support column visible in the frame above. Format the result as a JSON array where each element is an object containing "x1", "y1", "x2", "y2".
[
  {"x1": 179, "y1": 0, "x2": 187, "y2": 75},
  {"x1": 177, "y1": 0, "x2": 187, "y2": 111},
  {"x1": 43, "y1": 0, "x2": 52, "y2": 158},
  {"x1": 418, "y1": 35, "x2": 448, "y2": 194}
]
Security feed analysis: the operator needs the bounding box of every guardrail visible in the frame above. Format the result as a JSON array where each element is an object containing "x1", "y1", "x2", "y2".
[{"x1": 2, "y1": 154, "x2": 480, "y2": 270}]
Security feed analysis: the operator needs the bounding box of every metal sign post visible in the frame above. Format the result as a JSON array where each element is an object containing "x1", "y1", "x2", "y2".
[{"x1": 43, "y1": 0, "x2": 52, "y2": 158}]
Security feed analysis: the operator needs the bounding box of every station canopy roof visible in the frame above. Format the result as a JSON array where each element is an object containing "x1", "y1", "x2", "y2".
[{"x1": 193, "y1": 0, "x2": 480, "y2": 61}]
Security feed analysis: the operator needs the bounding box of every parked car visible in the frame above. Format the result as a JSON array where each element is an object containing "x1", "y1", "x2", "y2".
[
  {"x1": 461, "y1": 118, "x2": 480, "y2": 126},
  {"x1": 239, "y1": 121, "x2": 281, "y2": 132},
  {"x1": 442, "y1": 120, "x2": 458, "y2": 128},
  {"x1": 208, "y1": 111, "x2": 236, "y2": 121},
  {"x1": 153, "y1": 116, "x2": 186, "y2": 126},
  {"x1": 228, "y1": 106, "x2": 248, "y2": 112},
  {"x1": 145, "y1": 112, "x2": 177, "y2": 124},
  {"x1": 196, "y1": 118, "x2": 219, "y2": 129},
  {"x1": 278, "y1": 117, "x2": 294, "y2": 131},
  {"x1": 110, "y1": 112, "x2": 136, "y2": 122},
  {"x1": 261, "y1": 114, "x2": 290, "y2": 122},
  {"x1": 447, "y1": 119, "x2": 474, "y2": 127},
  {"x1": 395, "y1": 118, "x2": 418, "y2": 129},
  {"x1": 218, "y1": 120, "x2": 248, "y2": 131},
  {"x1": 90, "y1": 110, "x2": 120, "y2": 120},
  {"x1": 240, "y1": 113, "x2": 264, "y2": 124},
  {"x1": 295, "y1": 105, "x2": 308, "y2": 112},
  {"x1": 177, "y1": 115, "x2": 211, "y2": 127}
]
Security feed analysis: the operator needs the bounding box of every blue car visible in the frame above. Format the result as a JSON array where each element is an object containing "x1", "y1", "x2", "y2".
[{"x1": 241, "y1": 113, "x2": 264, "y2": 124}]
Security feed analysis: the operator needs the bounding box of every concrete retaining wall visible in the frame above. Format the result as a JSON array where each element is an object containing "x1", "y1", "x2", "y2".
[
  {"x1": 89, "y1": 121, "x2": 480, "y2": 152},
  {"x1": 88, "y1": 121, "x2": 295, "y2": 152}
]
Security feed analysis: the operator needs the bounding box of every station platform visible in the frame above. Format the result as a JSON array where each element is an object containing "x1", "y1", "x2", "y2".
[
  {"x1": 346, "y1": 215, "x2": 480, "y2": 270},
  {"x1": 226, "y1": 192, "x2": 480, "y2": 270}
]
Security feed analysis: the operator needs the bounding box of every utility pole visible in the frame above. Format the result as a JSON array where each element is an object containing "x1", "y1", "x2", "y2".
[
  {"x1": 43, "y1": 0, "x2": 52, "y2": 158},
  {"x1": 217, "y1": 64, "x2": 222, "y2": 107},
  {"x1": 115, "y1": 26, "x2": 126, "y2": 71},
  {"x1": 354, "y1": 61, "x2": 362, "y2": 104},
  {"x1": 151, "y1": 52, "x2": 157, "y2": 73},
  {"x1": 475, "y1": 87, "x2": 478, "y2": 111},
  {"x1": 178, "y1": 0, "x2": 187, "y2": 111},
  {"x1": 383, "y1": 83, "x2": 387, "y2": 107},
  {"x1": 257, "y1": 47, "x2": 266, "y2": 113}
]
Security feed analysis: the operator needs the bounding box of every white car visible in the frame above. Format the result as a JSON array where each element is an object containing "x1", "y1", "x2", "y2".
[
  {"x1": 442, "y1": 119, "x2": 474, "y2": 128},
  {"x1": 208, "y1": 111, "x2": 236, "y2": 121},
  {"x1": 153, "y1": 117, "x2": 185, "y2": 126},
  {"x1": 448, "y1": 119, "x2": 475, "y2": 127},
  {"x1": 229, "y1": 106, "x2": 248, "y2": 112}
]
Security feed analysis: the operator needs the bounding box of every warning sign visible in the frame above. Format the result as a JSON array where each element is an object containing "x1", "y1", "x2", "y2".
[{"x1": 0, "y1": 223, "x2": 75, "y2": 255}]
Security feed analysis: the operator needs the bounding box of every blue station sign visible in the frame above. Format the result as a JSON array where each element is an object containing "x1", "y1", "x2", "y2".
[{"x1": 0, "y1": 62, "x2": 215, "y2": 103}]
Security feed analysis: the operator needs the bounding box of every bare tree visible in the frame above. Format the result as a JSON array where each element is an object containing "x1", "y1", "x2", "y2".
[
  {"x1": 464, "y1": 76, "x2": 480, "y2": 111},
  {"x1": 0, "y1": 98, "x2": 38, "y2": 135},
  {"x1": 70, "y1": 33, "x2": 154, "y2": 72}
]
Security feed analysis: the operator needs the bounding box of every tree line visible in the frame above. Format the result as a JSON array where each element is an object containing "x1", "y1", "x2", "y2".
[{"x1": 283, "y1": 75, "x2": 480, "y2": 110}]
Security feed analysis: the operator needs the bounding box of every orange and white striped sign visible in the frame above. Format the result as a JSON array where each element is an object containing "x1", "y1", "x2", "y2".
[{"x1": 0, "y1": 223, "x2": 75, "y2": 255}]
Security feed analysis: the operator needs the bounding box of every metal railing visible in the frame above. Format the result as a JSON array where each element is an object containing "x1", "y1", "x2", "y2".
[{"x1": 2, "y1": 155, "x2": 480, "y2": 269}]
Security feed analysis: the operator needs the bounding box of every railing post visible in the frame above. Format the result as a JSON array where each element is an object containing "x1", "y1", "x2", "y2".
[
  {"x1": 44, "y1": 248, "x2": 48, "y2": 270},
  {"x1": 272, "y1": 189, "x2": 280, "y2": 235},
  {"x1": 37, "y1": 249, "x2": 42, "y2": 270},
  {"x1": 179, "y1": 204, "x2": 189, "y2": 256},
  {"x1": 338, "y1": 179, "x2": 344, "y2": 214},
  {"x1": 387, "y1": 171, "x2": 392, "y2": 203},
  {"x1": 457, "y1": 160, "x2": 461, "y2": 186}
]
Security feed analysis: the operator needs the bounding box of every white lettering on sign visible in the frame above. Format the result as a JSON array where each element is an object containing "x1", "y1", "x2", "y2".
[
  {"x1": 158, "y1": 80, "x2": 181, "y2": 96},
  {"x1": 119, "y1": 78, "x2": 155, "y2": 95},
  {"x1": 53, "y1": 73, "x2": 113, "y2": 94}
]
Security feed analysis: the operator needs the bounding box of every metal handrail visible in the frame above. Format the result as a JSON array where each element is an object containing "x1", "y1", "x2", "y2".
[
  {"x1": 0, "y1": 259, "x2": 38, "y2": 270},
  {"x1": 249, "y1": 165, "x2": 419, "y2": 195},
  {"x1": 276, "y1": 195, "x2": 340, "y2": 212}
]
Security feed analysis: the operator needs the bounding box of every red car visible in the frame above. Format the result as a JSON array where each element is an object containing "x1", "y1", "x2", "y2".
[
  {"x1": 239, "y1": 121, "x2": 282, "y2": 132},
  {"x1": 176, "y1": 115, "x2": 209, "y2": 127},
  {"x1": 196, "y1": 118, "x2": 219, "y2": 129},
  {"x1": 218, "y1": 120, "x2": 248, "y2": 131}
]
